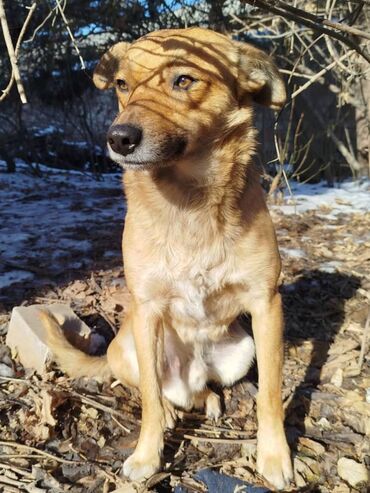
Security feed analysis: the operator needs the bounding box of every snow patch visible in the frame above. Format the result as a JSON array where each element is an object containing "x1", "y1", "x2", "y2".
[
  {"x1": 280, "y1": 247, "x2": 306, "y2": 259},
  {"x1": 0, "y1": 270, "x2": 35, "y2": 289},
  {"x1": 318, "y1": 261, "x2": 342, "y2": 273},
  {"x1": 274, "y1": 179, "x2": 370, "y2": 216},
  {"x1": 0, "y1": 161, "x2": 124, "y2": 290}
]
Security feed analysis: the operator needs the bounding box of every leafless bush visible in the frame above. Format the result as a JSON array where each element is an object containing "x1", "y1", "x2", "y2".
[
  {"x1": 1, "y1": 0, "x2": 369, "y2": 182},
  {"x1": 234, "y1": 0, "x2": 370, "y2": 184}
]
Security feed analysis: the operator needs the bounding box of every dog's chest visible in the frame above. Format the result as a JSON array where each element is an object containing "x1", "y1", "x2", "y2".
[
  {"x1": 172, "y1": 271, "x2": 213, "y2": 321},
  {"x1": 168, "y1": 256, "x2": 244, "y2": 339}
]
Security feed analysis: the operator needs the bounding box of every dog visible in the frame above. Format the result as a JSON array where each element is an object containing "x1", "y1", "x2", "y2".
[{"x1": 44, "y1": 27, "x2": 293, "y2": 490}]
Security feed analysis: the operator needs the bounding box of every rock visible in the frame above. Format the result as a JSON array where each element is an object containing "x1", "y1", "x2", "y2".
[
  {"x1": 0, "y1": 362, "x2": 14, "y2": 377},
  {"x1": 337, "y1": 457, "x2": 369, "y2": 488},
  {"x1": 6, "y1": 304, "x2": 91, "y2": 374},
  {"x1": 61, "y1": 462, "x2": 93, "y2": 482}
]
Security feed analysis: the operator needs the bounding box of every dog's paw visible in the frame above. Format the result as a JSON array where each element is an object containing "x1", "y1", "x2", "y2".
[
  {"x1": 257, "y1": 441, "x2": 293, "y2": 490},
  {"x1": 122, "y1": 452, "x2": 160, "y2": 481},
  {"x1": 205, "y1": 391, "x2": 221, "y2": 420}
]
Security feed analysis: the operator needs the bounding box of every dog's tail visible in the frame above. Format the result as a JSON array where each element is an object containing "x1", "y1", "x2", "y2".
[{"x1": 40, "y1": 310, "x2": 112, "y2": 380}]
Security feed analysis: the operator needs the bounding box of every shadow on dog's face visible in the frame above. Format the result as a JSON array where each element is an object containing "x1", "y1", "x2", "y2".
[{"x1": 94, "y1": 28, "x2": 286, "y2": 171}]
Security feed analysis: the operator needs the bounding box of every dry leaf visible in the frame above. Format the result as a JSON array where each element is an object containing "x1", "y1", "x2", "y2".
[{"x1": 298, "y1": 436, "x2": 325, "y2": 456}]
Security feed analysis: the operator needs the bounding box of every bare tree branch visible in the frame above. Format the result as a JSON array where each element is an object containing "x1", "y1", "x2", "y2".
[
  {"x1": 275, "y1": 0, "x2": 370, "y2": 41},
  {"x1": 290, "y1": 49, "x2": 356, "y2": 99},
  {"x1": 0, "y1": 0, "x2": 36, "y2": 104},
  {"x1": 303, "y1": 93, "x2": 363, "y2": 172},
  {"x1": 25, "y1": 3, "x2": 58, "y2": 43},
  {"x1": 242, "y1": 0, "x2": 370, "y2": 64},
  {"x1": 0, "y1": 2, "x2": 36, "y2": 103},
  {"x1": 55, "y1": 0, "x2": 86, "y2": 70}
]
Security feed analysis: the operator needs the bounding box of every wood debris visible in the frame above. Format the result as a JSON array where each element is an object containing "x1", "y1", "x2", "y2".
[{"x1": 0, "y1": 189, "x2": 368, "y2": 491}]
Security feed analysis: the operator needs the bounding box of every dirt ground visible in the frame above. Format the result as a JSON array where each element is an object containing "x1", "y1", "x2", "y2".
[{"x1": 0, "y1": 166, "x2": 369, "y2": 492}]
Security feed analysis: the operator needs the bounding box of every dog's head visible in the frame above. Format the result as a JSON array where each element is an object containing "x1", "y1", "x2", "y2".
[{"x1": 94, "y1": 28, "x2": 286, "y2": 170}]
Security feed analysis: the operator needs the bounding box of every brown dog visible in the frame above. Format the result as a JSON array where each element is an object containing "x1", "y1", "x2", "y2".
[{"x1": 45, "y1": 27, "x2": 293, "y2": 490}]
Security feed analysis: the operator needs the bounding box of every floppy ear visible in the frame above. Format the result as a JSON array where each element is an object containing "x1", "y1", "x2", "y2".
[
  {"x1": 235, "y1": 41, "x2": 286, "y2": 110},
  {"x1": 93, "y1": 42, "x2": 130, "y2": 90}
]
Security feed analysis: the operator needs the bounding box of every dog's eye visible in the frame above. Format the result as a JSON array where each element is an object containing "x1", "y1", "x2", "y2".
[
  {"x1": 173, "y1": 75, "x2": 196, "y2": 90},
  {"x1": 116, "y1": 79, "x2": 128, "y2": 92}
]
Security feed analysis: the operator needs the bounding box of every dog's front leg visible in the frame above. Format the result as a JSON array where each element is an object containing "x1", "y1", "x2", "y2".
[
  {"x1": 122, "y1": 301, "x2": 165, "y2": 481},
  {"x1": 250, "y1": 292, "x2": 293, "y2": 490}
]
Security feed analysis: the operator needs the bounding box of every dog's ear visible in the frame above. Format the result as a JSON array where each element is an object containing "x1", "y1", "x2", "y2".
[
  {"x1": 235, "y1": 41, "x2": 286, "y2": 110},
  {"x1": 93, "y1": 42, "x2": 130, "y2": 90}
]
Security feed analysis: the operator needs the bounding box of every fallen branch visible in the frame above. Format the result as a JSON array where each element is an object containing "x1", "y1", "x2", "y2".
[
  {"x1": 69, "y1": 390, "x2": 140, "y2": 425},
  {"x1": 183, "y1": 434, "x2": 256, "y2": 444},
  {"x1": 0, "y1": 440, "x2": 82, "y2": 465}
]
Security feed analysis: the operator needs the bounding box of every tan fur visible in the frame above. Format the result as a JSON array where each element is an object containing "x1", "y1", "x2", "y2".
[
  {"x1": 40, "y1": 311, "x2": 112, "y2": 380},
  {"x1": 49, "y1": 28, "x2": 293, "y2": 490}
]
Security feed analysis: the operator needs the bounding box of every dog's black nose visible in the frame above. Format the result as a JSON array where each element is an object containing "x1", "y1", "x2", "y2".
[{"x1": 107, "y1": 124, "x2": 142, "y2": 156}]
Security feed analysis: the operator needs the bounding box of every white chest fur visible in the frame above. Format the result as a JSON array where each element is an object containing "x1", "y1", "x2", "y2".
[
  {"x1": 172, "y1": 272, "x2": 210, "y2": 322},
  {"x1": 167, "y1": 250, "x2": 244, "y2": 343}
]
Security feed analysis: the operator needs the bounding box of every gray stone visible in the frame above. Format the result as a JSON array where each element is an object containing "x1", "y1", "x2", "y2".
[
  {"x1": 6, "y1": 304, "x2": 91, "y2": 374},
  {"x1": 337, "y1": 457, "x2": 369, "y2": 488}
]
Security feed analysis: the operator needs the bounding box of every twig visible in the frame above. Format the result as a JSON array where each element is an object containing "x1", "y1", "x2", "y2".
[
  {"x1": 272, "y1": 111, "x2": 295, "y2": 210},
  {"x1": 177, "y1": 426, "x2": 254, "y2": 437},
  {"x1": 0, "y1": 475, "x2": 30, "y2": 487},
  {"x1": 358, "y1": 306, "x2": 370, "y2": 370},
  {"x1": 0, "y1": 2, "x2": 36, "y2": 103},
  {"x1": 250, "y1": 0, "x2": 370, "y2": 40},
  {"x1": 286, "y1": 1, "x2": 370, "y2": 40},
  {"x1": 96, "y1": 306, "x2": 117, "y2": 335},
  {"x1": 302, "y1": 92, "x2": 362, "y2": 172},
  {"x1": 25, "y1": 4, "x2": 58, "y2": 43},
  {"x1": 242, "y1": 0, "x2": 370, "y2": 65},
  {"x1": 325, "y1": 35, "x2": 357, "y2": 76},
  {"x1": 55, "y1": 0, "x2": 86, "y2": 70},
  {"x1": 0, "y1": 462, "x2": 33, "y2": 478},
  {"x1": 69, "y1": 391, "x2": 140, "y2": 425},
  {"x1": 0, "y1": 454, "x2": 46, "y2": 460},
  {"x1": 0, "y1": 0, "x2": 35, "y2": 103},
  {"x1": 287, "y1": 32, "x2": 325, "y2": 85},
  {"x1": 291, "y1": 49, "x2": 355, "y2": 99},
  {"x1": 0, "y1": 376, "x2": 138, "y2": 427},
  {"x1": 111, "y1": 415, "x2": 131, "y2": 434},
  {"x1": 0, "y1": 440, "x2": 82, "y2": 465},
  {"x1": 0, "y1": 376, "x2": 28, "y2": 384},
  {"x1": 183, "y1": 434, "x2": 256, "y2": 444}
]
